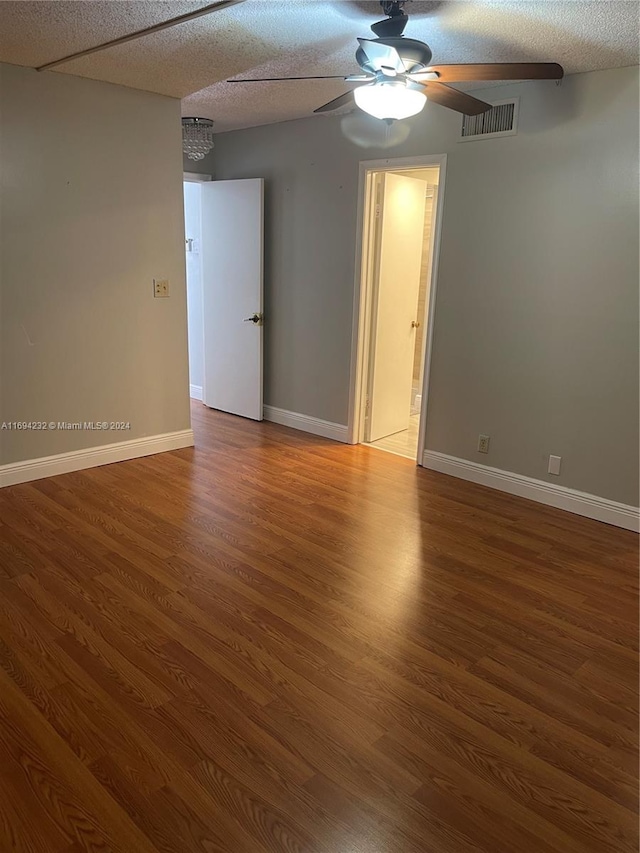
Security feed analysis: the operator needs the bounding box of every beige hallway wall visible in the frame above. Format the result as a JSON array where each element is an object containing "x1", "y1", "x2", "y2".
[{"x1": 0, "y1": 64, "x2": 191, "y2": 465}]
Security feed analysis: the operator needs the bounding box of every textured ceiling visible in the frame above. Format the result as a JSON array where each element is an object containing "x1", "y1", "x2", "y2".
[
  {"x1": 0, "y1": 1, "x2": 637, "y2": 132},
  {"x1": 0, "y1": 2, "x2": 210, "y2": 68}
]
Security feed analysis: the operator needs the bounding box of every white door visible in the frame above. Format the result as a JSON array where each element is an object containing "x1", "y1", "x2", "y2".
[
  {"x1": 201, "y1": 179, "x2": 264, "y2": 420},
  {"x1": 367, "y1": 173, "x2": 426, "y2": 442}
]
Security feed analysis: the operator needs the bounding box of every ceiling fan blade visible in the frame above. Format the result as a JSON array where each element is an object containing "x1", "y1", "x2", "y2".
[
  {"x1": 345, "y1": 74, "x2": 374, "y2": 82},
  {"x1": 420, "y1": 63, "x2": 564, "y2": 83},
  {"x1": 419, "y1": 82, "x2": 492, "y2": 115},
  {"x1": 228, "y1": 75, "x2": 353, "y2": 82},
  {"x1": 314, "y1": 91, "x2": 355, "y2": 114},
  {"x1": 357, "y1": 38, "x2": 405, "y2": 74}
]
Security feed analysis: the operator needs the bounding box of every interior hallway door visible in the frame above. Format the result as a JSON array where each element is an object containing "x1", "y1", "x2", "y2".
[
  {"x1": 366, "y1": 172, "x2": 426, "y2": 442},
  {"x1": 201, "y1": 178, "x2": 264, "y2": 420}
]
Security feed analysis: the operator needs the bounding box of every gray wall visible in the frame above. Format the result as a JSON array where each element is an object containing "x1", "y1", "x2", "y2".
[
  {"x1": 0, "y1": 64, "x2": 191, "y2": 464},
  {"x1": 212, "y1": 66, "x2": 639, "y2": 505},
  {"x1": 183, "y1": 150, "x2": 215, "y2": 176}
]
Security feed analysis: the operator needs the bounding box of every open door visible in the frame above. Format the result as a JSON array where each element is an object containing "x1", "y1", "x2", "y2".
[
  {"x1": 366, "y1": 173, "x2": 426, "y2": 442},
  {"x1": 201, "y1": 179, "x2": 264, "y2": 420}
]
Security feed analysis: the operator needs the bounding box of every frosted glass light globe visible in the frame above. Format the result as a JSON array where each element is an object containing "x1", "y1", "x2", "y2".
[{"x1": 353, "y1": 81, "x2": 427, "y2": 121}]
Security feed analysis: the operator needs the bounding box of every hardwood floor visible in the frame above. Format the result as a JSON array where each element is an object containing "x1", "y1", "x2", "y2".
[{"x1": 0, "y1": 399, "x2": 637, "y2": 853}]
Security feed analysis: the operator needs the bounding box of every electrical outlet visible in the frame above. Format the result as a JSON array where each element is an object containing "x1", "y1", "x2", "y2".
[
  {"x1": 477, "y1": 434, "x2": 490, "y2": 454},
  {"x1": 153, "y1": 278, "x2": 169, "y2": 298},
  {"x1": 548, "y1": 455, "x2": 562, "y2": 475}
]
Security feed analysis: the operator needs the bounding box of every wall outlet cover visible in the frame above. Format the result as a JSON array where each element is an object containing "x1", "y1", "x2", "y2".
[
  {"x1": 477, "y1": 434, "x2": 490, "y2": 454},
  {"x1": 154, "y1": 278, "x2": 169, "y2": 298}
]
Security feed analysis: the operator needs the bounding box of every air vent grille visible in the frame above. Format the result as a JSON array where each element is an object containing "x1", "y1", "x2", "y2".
[{"x1": 460, "y1": 99, "x2": 519, "y2": 141}]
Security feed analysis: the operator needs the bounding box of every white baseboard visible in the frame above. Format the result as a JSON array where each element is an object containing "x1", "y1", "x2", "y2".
[
  {"x1": 190, "y1": 384, "x2": 203, "y2": 401},
  {"x1": 0, "y1": 429, "x2": 195, "y2": 488},
  {"x1": 422, "y1": 450, "x2": 639, "y2": 533},
  {"x1": 263, "y1": 406, "x2": 348, "y2": 443}
]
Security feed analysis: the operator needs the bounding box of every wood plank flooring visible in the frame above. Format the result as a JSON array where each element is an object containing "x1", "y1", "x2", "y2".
[{"x1": 0, "y1": 400, "x2": 637, "y2": 852}]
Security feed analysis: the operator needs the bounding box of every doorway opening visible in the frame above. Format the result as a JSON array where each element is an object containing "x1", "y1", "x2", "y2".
[{"x1": 349, "y1": 155, "x2": 446, "y2": 463}]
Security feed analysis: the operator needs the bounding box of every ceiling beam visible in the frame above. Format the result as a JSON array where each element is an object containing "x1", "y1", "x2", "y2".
[{"x1": 36, "y1": 0, "x2": 245, "y2": 72}]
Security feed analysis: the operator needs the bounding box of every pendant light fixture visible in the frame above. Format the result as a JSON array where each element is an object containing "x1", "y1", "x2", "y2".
[{"x1": 182, "y1": 117, "x2": 215, "y2": 161}]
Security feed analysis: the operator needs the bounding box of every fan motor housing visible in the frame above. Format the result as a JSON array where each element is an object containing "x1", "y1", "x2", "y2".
[{"x1": 356, "y1": 37, "x2": 433, "y2": 75}]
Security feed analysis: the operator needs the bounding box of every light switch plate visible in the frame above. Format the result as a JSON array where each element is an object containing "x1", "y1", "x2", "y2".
[
  {"x1": 154, "y1": 278, "x2": 169, "y2": 298},
  {"x1": 548, "y1": 455, "x2": 562, "y2": 475}
]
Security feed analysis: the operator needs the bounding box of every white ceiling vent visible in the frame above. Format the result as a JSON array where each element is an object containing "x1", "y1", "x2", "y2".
[{"x1": 459, "y1": 98, "x2": 519, "y2": 142}]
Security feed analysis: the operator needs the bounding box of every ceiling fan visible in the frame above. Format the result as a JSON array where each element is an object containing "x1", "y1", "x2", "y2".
[{"x1": 228, "y1": 0, "x2": 563, "y2": 121}]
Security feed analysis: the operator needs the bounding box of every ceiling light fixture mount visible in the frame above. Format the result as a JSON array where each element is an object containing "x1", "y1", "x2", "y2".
[
  {"x1": 182, "y1": 117, "x2": 215, "y2": 161},
  {"x1": 372, "y1": 1, "x2": 409, "y2": 38}
]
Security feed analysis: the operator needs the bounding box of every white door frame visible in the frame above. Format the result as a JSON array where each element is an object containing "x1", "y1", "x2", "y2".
[{"x1": 347, "y1": 153, "x2": 447, "y2": 465}]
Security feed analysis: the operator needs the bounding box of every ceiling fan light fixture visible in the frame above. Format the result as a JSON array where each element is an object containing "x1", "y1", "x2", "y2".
[
  {"x1": 353, "y1": 80, "x2": 426, "y2": 121},
  {"x1": 182, "y1": 117, "x2": 214, "y2": 160}
]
